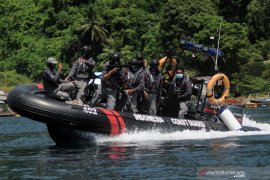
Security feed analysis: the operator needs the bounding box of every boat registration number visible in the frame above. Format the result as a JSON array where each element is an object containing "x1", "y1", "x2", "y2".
[{"x1": 83, "y1": 107, "x2": 98, "y2": 115}]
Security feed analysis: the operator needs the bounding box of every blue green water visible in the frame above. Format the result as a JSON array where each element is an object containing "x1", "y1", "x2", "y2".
[
  {"x1": 1, "y1": 116, "x2": 270, "y2": 179},
  {"x1": 244, "y1": 107, "x2": 270, "y2": 121}
]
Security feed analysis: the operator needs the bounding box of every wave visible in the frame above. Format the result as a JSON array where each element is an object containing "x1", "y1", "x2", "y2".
[{"x1": 96, "y1": 117, "x2": 270, "y2": 144}]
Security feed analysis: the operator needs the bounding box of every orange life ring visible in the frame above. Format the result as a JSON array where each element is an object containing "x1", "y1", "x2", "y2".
[
  {"x1": 206, "y1": 73, "x2": 230, "y2": 105},
  {"x1": 158, "y1": 56, "x2": 177, "y2": 81}
]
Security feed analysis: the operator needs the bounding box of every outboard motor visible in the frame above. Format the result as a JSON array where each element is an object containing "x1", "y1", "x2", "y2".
[{"x1": 219, "y1": 106, "x2": 242, "y2": 131}]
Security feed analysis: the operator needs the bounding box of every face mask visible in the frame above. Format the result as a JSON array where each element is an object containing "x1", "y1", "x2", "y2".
[
  {"x1": 82, "y1": 51, "x2": 90, "y2": 58},
  {"x1": 150, "y1": 67, "x2": 158, "y2": 73},
  {"x1": 110, "y1": 61, "x2": 119, "y2": 66},
  {"x1": 48, "y1": 63, "x2": 56, "y2": 69},
  {"x1": 176, "y1": 73, "x2": 183, "y2": 79},
  {"x1": 130, "y1": 66, "x2": 138, "y2": 72}
]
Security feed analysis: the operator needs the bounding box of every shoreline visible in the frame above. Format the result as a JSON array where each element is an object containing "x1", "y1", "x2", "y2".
[{"x1": 0, "y1": 112, "x2": 18, "y2": 117}]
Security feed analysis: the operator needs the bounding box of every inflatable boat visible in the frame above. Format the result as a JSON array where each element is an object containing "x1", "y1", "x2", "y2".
[
  {"x1": 7, "y1": 83, "x2": 260, "y2": 144},
  {"x1": 7, "y1": 41, "x2": 262, "y2": 144}
]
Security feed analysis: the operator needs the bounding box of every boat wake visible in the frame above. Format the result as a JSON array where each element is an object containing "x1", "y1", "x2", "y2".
[{"x1": 96, "y1": 117, "x2": 270, "y2": 144}]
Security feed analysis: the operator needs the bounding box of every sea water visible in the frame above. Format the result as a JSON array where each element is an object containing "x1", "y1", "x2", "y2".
[{"x1": 0, "y1": 116, "x2": 270, "y2": 179}]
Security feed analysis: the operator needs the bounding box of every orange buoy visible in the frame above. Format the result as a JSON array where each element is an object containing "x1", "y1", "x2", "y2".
[{"x1": 206, "y1": 73, "x2": 230, "y2": 105}]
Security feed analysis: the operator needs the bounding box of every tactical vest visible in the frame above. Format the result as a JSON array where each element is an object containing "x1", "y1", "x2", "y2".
[
  {"x1": 126, "y1": 68, "x2": 144, "y2": 89},
  {"x1": 75, "y1": 58, "x2": 89, "y2": 80},
  {"x1": 145, "y1": 70, "x2": 162, "y2": 93}
]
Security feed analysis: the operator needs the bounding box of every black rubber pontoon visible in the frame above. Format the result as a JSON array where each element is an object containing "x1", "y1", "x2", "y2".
[{"x1": 7, "y1": 84, "x2": 260, "y2": 144}]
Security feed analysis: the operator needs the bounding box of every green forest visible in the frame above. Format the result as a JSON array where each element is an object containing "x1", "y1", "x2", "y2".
[{"x1": 0, "y1": 0, "x2": 269, "y2": 96}]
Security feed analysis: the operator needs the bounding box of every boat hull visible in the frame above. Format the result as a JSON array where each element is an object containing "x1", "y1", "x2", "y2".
[{"x1": 7, "y1": 84, "x2": 259, "y2": 144}]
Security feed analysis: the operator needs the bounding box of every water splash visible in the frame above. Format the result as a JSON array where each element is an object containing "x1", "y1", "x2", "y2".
[
  {"x1": 242, "y1": 115, "x2": 270, "y2": 131},
  {"x1": 96, "y1": 117, "x2": 270, "y2": 144}
]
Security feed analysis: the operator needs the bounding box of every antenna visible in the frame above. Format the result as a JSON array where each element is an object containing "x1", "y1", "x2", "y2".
[{"x1": 214, "y1": 19, "x2": 222, "y2": 72}]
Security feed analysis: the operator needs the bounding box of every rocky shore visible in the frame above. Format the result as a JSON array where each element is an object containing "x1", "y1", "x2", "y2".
[{"x1": 0, "y1": 90, "x2": 16, "y2": 117}]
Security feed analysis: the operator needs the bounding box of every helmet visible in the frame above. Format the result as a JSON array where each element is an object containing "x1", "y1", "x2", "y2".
[
  {"x1": 81, "y1": 45, "x2": 91, "y2": 52},
  {"x1": 47, "y1": 57, "x2": 58, "y2": 65},
  {"x1": 128, "y1": 59, "x2": 139, "y2": 65},
  {"x1": 112, "y1": 52, "x2": 120, "y2": 62},
  {"x1": 150, "y1": 59, "x2": 159, "y2": 67},
  {"x1": 135, "y1": 53, "x2": 144, "y2": 63},
  {"x1": 81, "y1": 45, "x2": 91, "y2": 57},
  {"x1": 108, "y1": 53, "x2": 120, "y2": 66}
]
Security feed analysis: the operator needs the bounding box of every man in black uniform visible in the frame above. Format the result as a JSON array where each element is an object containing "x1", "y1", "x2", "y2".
[
  {"x1": 143, "y1": 59, "x2": 163, "y2": 115},
  {"x1": 122, "y1": 59, "x2": 145, "y2": 113},
  {"x1": 173, "y1": 67, "x2": 192, "y2": 118},
  {"x1": 43, "y1": 57, "x2": 76, "y2": 101},
  {"x1": 65, "y1": 45, "x2": 96, "y2": 102},
  {"x1": 91, "y1": 53, "x2": 123, "y2": 110}
]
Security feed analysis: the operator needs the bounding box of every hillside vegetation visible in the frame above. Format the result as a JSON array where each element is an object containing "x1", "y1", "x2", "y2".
[{"x1": 0, "y1": 0, "x2": 269, "y2": 95}]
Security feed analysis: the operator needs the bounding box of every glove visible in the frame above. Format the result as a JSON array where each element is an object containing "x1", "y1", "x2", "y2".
[
  {"x1": 124, "y1": 90, "x2": 129, "y2": 95},
  {"x1": 125, "y1": 89, "x2": 134, "y2": 95},
  {"x1": 143, "y1": 91, "x2": 149, "y2": 99}
]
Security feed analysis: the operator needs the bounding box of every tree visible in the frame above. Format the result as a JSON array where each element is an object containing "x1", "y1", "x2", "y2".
[
  {"x1": 160, "y1": 0, "x2": 217, "y2": 47},
  {"x1": 246, "y1": 0, "x2": 270, "y2": 41},
  {"x1": 254, "y1": 40, "x2": 270, "y2": 62},
  {"x1": 216, "y1": 0, "x2": 252, "y2": 22},
  {"x1": 0, "y1": 0, "x2": 269, "y2": 93},
  {"x1": 255, "y1": 40, "x2": 270, "y2": 80},
  {"x1": 160, "y1": 0, "x2": 250, "y2": 75},
  {"x1": 233, "y1": 75, "x2": 270, "y2": 95},
  {"x1": 96, "y1": 36, "x2": 133, "y2": 70},
  {"x1": 77, "y1": 20, "x2": 108, "y2": 43},
  {"x1": 0, "y1": 71, "x2": 32, "y2": 91},
  {"x1": 76, "y1": 5, "x2": 109, "y2": 53},
  {"x1": 93, "y1": 0, "x2": 162, "y2": 56}
]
